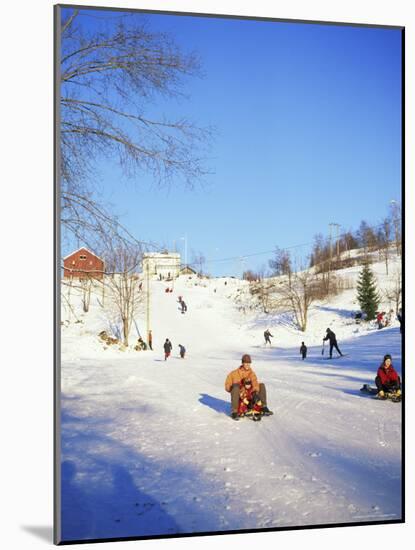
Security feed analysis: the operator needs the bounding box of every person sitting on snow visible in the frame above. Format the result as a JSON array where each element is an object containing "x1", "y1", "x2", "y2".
[
  {"x1": 237, "y1": 378, "x2": 263, "y2": 420},
  {"x1": 225, "y1": 354, "x2": 273, "y2": 420},
  {"x1": 375, "y1": 354, "x2": 401, "y2": 399}
]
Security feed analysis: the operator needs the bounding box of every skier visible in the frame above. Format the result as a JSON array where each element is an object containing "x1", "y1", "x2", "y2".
[
  {"x1": 225, "y1": 354, "x2": 273, "y2": 420},
  {"x1": 164, "y1": 338, "x2": 173, "y2": 360},
  {"x1": 178, "y1": 344, "x2": 186, "y2": 358},
  {"x1": 323, "y1": 328, "x2": 343, "y2": 359},
  {"x1": 237, "y1": 378, "x2": 263, "y2": 420},
  {"x1": 181, "y1": 300, "x2": 187, "y2": 313},
  {"x1": 148, "y1": 330, "x2": 153, "y2": 350},
  {"x1": 300, "y1": 341, "x2": 307, "y2": 360},
  {"x1": 264, "y1": 329, "x2": 273, "y2": 346},
  {"x1": 375, "y1": 354, "x2": 401, "y2": 399}
]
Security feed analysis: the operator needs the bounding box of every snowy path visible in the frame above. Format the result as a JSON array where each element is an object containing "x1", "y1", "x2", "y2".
[{"x1": 60, "y1": 277, "x2": 402, "y2": 541}]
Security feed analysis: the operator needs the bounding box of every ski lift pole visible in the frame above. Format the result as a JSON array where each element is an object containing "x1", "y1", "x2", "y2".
[
  {"x1": 146, "y1": 261, "x2": 151, "y2": 347},
  {"x1": 133, "y1": 318, "x2": 141, "y2": 338}
]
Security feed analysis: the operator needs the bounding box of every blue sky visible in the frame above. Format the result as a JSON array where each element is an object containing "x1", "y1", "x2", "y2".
[{"x1": 61, "y1": 8, "x2": 402, "y2": 276}]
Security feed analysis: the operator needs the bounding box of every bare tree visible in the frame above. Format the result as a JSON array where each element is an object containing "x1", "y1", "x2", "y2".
[
  {"x1": 377, "y1": 218, "x2": 392, "y2": 275},
  {"x1": 357, "y1": 220, "x2": 378, "y2": 257},
  {"x1": 59, "y1": 8, "x2": 212, "y2": 246},
  {"x1": 383, "y1": 269, "x2": 402, "y2": 314},
  {"x1": 389, "y1": 201, "x2": 402, "y2": 256},
  {"x1": 103, "y1": 239, "x2": 144, "y2": 346},
  {"x1": 80, "y1": 276, "x2": 93, "y2": 313},
  {"x1": 276, "y1": 270, "x2": 321, "y2": 332},
  {"x1": 191, "y1": 250, "x2": 206, "y2": 276},
  {"x1": 269, "y1": 247, "x2": 292, "y2": 278},
  {"x1": 242, "y1": 270, "x2": 260, "y2": 282}
]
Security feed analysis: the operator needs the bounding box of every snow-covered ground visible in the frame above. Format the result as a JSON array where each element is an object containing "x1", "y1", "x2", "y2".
[{"x1": 59, "y1": 257, "x2": 402, "y2": 542}]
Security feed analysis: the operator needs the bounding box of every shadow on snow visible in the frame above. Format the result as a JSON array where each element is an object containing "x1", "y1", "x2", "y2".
[{"x1": 198, "y1": 393, "x2": 230, "y2": 416}]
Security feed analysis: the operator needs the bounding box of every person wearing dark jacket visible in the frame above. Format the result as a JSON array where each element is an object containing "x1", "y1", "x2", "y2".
[
  {"x1": 397, "y1": 310, "x2": 402, "y2": 334},
  {"x1": 164, "y1": 338, "x2": 173, "y2": 360},
  {"x1": 264, "y1": 329, "x2": 273, "y2": 346},
  {"x1": 323, "y1": 328, "x2": 343, "y2": 358},
  {"x1": 178, "y1": 344, "x2": 186, "y2": 358},
  {"x1": 375, "y1": 354, "x2": 401, "y2": 398},
  {"x1": 300, "y1": 342, "x2": 307, "y2": 360}
]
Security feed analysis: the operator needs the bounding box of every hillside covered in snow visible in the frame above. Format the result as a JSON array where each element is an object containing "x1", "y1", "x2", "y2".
[{"x1": 59, "y1": 253, "x2": 402, "y2": 542}]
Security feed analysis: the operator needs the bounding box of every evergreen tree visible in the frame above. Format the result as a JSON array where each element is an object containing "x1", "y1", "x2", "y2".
[{"x1": 356, "y1": 264, "x2": 380, "y2": 320}]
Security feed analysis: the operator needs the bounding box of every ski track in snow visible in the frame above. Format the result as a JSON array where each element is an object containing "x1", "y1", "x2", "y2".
[{"x1": 60, "y1": 261, "x2": 402, "y2": 541}]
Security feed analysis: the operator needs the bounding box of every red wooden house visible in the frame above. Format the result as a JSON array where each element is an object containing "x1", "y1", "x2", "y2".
[{"x1": 63, "y1": 247, "x2": 105, "y2": 280}]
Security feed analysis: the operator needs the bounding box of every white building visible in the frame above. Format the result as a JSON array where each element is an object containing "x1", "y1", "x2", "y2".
[{"x1": 142, "y1": 252, "x2": 181, "y2": 279}]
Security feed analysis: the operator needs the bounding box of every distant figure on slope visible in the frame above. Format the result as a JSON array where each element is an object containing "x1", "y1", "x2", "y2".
[
  {"x1": 181, "y1": 300, "x2": 187, "y2": 314},
  {"x1": 264, "y1": 329, "x2": 273, "y2": 346},
  {"x1": 224, "y1": 354, "x2": 273, "y2": 420},
  {"x1": 397, "y1": 309, "x2": 402, "y2": 333},
  {"x1": 323, "y1": 328, "x2": 343, "y2": 359},
  {"x1": 164, "y1": 338, "x2": 173, "y2": 361},
  {"x1": 237, "y1": 378, "x2": 263, "y2": 421},
  {"x1": 148, "y1": 330, "x2": 153, "y2": 350},
  {"x1": 178, "y1": 344, "x2": 186, "y2": 358},
  {"x1": 136, "y1": 337, "x2": 147, "y2": 351},
  {"x1": 300, "y1": 342, "x2": 307, "y2": 360},
  {"x1": 375, "y1": 354, "x2": 401, "y2": 399},
  {"x1": 376, "y1": 311, "x2": 384, "y2": 330}
]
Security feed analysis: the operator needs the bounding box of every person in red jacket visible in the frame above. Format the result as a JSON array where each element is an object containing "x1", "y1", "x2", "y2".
[
  {"x1": 237, "y1": 378, "x2": 263, "y2": 420},
  {"x1": 375, "y1": 354, "x2": 401, "y2": 398}
]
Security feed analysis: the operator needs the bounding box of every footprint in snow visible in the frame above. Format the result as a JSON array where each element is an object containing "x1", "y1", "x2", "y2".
[{"x1": 308, "y1": 451, "x2": 322, "y2": 458}]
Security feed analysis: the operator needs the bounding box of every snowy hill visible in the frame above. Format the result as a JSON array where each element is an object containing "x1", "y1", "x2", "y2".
[{"x1": 59, "y1": 253, "x2": 402, "y2": 542}]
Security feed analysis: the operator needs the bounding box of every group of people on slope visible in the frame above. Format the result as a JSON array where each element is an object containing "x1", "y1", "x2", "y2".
[
  {"x1": 163, "y1": 338, "x2": 186, "y2": 360},
  {"x1": 223, "y1": 351, "x2": 401, "y2": 420},
  {"x1": 264, "y1": 328, "x2": 342, "y2": 361}
]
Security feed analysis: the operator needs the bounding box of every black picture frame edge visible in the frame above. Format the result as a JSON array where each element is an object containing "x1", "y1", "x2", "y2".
[
  {"x1": 53, "y1": 4, "x2": 405, "y2": 545},
  {"x1": 54, "y1": 3, "x2": 62, "y2": 546},
  {"x1": 54, "y1": 2, "x2": 405, "y2": 31}
]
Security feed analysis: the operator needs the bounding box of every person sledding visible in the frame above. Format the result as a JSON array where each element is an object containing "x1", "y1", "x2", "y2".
[
  {"x1": 375, "y1": 354, "x2": 401, "y2": 399},
  {"x1": 224, "y1": 353, "x2": 273, "y2": 420},
  {"x1": 323, "y1": 328, "x2": 343, "y2": 358},
  {"x1": 238, "y1": 378, "x2": 263, "y2": 421}
]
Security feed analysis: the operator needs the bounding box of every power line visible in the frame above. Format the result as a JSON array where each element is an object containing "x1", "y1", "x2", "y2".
[{"x1": 201, "y1": 217, "x2": 402, "y2": 267}]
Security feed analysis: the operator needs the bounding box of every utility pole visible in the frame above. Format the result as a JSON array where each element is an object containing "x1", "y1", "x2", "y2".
[
  {"x1": 329, "y1": 222, "x2": 341, "y2": 260},
  {"x1": 240, "y1": 257, "x2": 246, "y2": 279},
  {"x1": 146, "y1": 260, "x2": 151, "y2": 347},
  {"x1": 328, "y1": 224, "x2": 334, "y2": 295},
  {"x1": 390, "y1": 200, "x2": 401, "y2": 256},
  {"x1": 181, "y1": 234, "x2": 188, "y2": 270}
]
